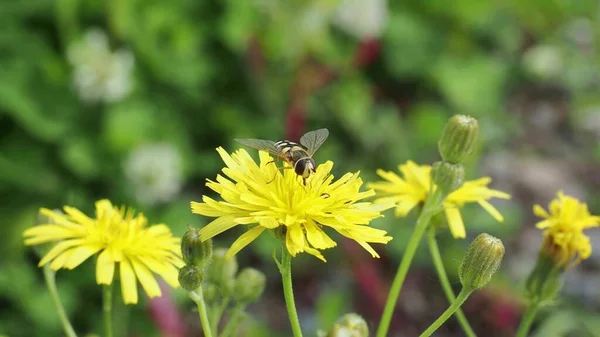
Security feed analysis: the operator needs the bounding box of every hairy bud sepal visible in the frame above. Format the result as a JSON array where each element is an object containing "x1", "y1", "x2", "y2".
[
  {"x1": 178, "y1": 265, "x2": 204, "y2": 291},
  {"x1": 233, "y1": 268, "x2": 266, "y2": 304},
  {"x1": 459, "y1": 233, "x2": 505, "y2": 291},
  {"x1": 438, "y1": 115, "x2": 479, "y2": 164},
  {"x1": 325, "y1": 313, "x2": 369, "y2": 337},
  {"x1": 181, "y1": 227, "x2": 213, "y2": 268},
  {"x1": 431, "y1": 161, "x2": 465, "y2": 196}
]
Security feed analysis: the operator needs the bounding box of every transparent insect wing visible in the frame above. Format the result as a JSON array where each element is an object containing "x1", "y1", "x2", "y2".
[
  {"x1": 300, "y1": 128, "x2": 329, "y2": 155},
  {"x1": 234, "y1": 138, "x2": 281, "y2": 157}
]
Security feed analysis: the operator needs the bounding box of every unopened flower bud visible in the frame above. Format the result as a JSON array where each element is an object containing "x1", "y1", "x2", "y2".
[
  {"x1": 178, "y1": 265, "x2": 204, "y2": 291},
  {"x1": 431, "y1": 161, "x2": 465, "y2": 195},
  {"x1": 459, "y1": 233, "x2": 504, "y2": 291},
  {"x1": 326, "y1": 313, "x2": 369, "y2": 337},
  {"x1": 181, "y1": 227, "x2": 213, "y2": 268},
  {"x1": 207, "y1": 248, "x2": 238, "y2": 295},
  {"x1": 438, "y1": 115, "x2": 479, "y2": 164},
  {"x1": 233, "y1": 268, "x2": 266, "y2": 304},
  {"x1": 525, "y1": 237, "x2": 564, "y2": 303},
  {"x1": 203, "y1": 283, "x2": 219, "y2": 303}
]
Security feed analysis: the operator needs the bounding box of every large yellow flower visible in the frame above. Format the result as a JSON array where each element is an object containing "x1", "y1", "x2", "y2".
[
  {"x1": 368, "y1": 160, "x2": 511, "y2": 238},
  {"x1": 23, "y1": 200, "x2": 183, "y2": 304},
  {"x1": 534, "y1": 191, "x2": 600, "y2": 268},
  {"x1": 190, "y1": 147, "x2": 393, "y2": 262}
]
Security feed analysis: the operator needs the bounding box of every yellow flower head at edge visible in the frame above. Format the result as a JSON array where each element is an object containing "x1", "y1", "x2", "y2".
[
  {"x1": 368, "y1": 160, "x2": 511, "y2": 238},
  {"x1": 534, "y1": 191, "x2": 600, "y2": 268},
  {"x1": 23, "y1": 200, "x2": 183, "y2": 304},
  {"x1": 191, "y1": 147, "x2": 394, "y2": 262}
]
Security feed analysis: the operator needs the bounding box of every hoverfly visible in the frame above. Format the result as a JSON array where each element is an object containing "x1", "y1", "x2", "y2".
[{"x1": 234, "y1": 128, "x2": 329, "y2": 183}]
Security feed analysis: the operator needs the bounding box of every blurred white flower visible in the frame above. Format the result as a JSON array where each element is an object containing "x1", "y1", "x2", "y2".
[
  {"x1": 124, "y1": 143, "x2": 183, "y2": 206},
  {"x1": 333, "y1": 0, "x2": 388, "y2": 39},
  {"x1": 521, "y1": 45, "x2": 564, "y2": 81},
  {"x1": 67, "y1": 28, "x2": 134, "y2": 103}
]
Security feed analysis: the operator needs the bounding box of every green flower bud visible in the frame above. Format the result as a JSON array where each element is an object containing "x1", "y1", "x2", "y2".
[
  {"x1": 431, "y1": 161, "x2": 465, "y2": 195},
  {"x1": 459, "y1": 233, "x2": 504, "y2": 291},
  {"x1": 178, "y1": 265, "x2": 204, "y2": 291},
  {"x1": 525, "y1": 241, "x2": 564, "y2": 304},
  {"x1": 233, "y1": 268, "x2": 266, "y2": 304},
  {"x1": 207, "y1": 248, "x2": 238, "y2": 295},
  {"x1": 181, "y1": 227, "x2": 213, "y2": 268},
  {"x1": 438, "y1": 114, "x2": 479, "y2": 164},
  {"x1": 326, "y1": 313, "x2": 369, "y2": 337},
  {"x1": 202, "y1": 283, "x2": 219, "y2": 303}
]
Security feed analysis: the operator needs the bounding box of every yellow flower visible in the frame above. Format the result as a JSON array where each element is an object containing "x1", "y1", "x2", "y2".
[
  {"x1": 190, "y1": 147, "x2": 393, "y2": 262},
  {"x1": 533, "y1": 191, "x2": 600, "y2": 268},
  {"x1": 23, "y1": 200, "x2": 183, "y2": 304},
  {"x1": 368, "y1": 160, "x2": 511, "y2": 238}
]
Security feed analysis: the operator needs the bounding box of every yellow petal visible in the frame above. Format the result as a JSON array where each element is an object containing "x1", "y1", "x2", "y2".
[
  {"x1": 303, "y1": 246, "x2": 327, "y2": 262},
  {"x1": 225, "y1": 226, "x2": 265, "y2": 259},
  {"x1": 258, "y1": 217, "x2": 280, "y2": 229},
  {"x1": 190, "y1": 201, "x2": 226, "y2": 217},
  {"x1": 478, "y1": 200, "x2": 504, "y2": 222},
  {"x1": 198, "y1": 216, "x2": 238, "y2": 241},
  {"x1": 304, "y1": 221, "x2": 336, "y2": 249},
  {"x1": 96, "y1": 249, "x2": 115, "y2": 285},
  {"x1": 354, "y1": 240, "x2": 380, "y2": 258},
  {"x1": 49, "y1": 249, "x2": 74, "y2": 270},
  {"x1": 131, "y1": 258, "x2": 161, "y2": 299},
  {"x1": 533, "y1": 204, "x2": 549, "y2": 219},
  {"x1": 120, "y1": 258, "x2": 138, "y2": 304},
  {"x1": 286, "y1": 225, "x2": 306, "y2": 256},
  {"x1": 65, "y1": 245, "x2": 103, "y2": 269},
  {"x1": 444, "y1": 207, "x2": 466, "y2": 239},
  {"x1": 137, "y1": 256, "x2": 180, "y2": 288},
  {"x1": 37, "y1": 239, "x2": 84, "y2": 266}
]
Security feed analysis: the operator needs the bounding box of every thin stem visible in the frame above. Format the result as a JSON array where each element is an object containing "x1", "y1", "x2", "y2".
[
  {"x1": 43, "y1": 266, "x2": 78, "y2": 337},
  {"x1": 190, "y1": 288, "x2": 214, "y2": 337},
  {"x1": 427, "y1": 227, "x2": 477, "y2": 337},
  {"x1": 419, "y1": 287, "x2": 473, "y2": 337},
  {"x1": 515, "y1": 302, "x2": 539, "y2": 337},
  {"x1": 376, "y1": 190, "x2": 444, "y2": 337},
  {"x1": 281, "y1": 249, "x2": 303, "y2": 337},
  {"x1": 219, "y1": 304, "x2": 245, "y2": 337},
  {"x1": 211, "y1": 297, "x2": 230, "y2": 334},
  {"x1": 103, "y1": 284, "x2": 113, "y2": 337}
]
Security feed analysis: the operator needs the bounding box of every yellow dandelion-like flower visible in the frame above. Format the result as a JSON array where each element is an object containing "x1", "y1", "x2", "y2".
[
  {"x1": 190, "y1": 147, "x2": 393, "y2": 262},
  {"x1": 533, "y1": 191, "x2": 600, "y2": 268},
  {"x1": 23, "y1": 200, "x2": 183, "y2": 304},
  {"x1": 368, "y1": 160, "x2": 511, "y2": 238}
]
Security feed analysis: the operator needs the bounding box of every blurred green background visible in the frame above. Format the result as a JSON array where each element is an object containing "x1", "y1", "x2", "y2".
[{"x1": 3, "y1": 0, "x2": 600, "y2": 336}]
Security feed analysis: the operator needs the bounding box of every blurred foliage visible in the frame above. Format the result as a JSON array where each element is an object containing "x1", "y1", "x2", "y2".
[{"x1": 2, "y1": 0, "x2": 600, "y2": 336}]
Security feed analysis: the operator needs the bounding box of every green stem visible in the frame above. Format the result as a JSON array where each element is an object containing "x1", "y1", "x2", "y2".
[
  {"x1": 427, "y1": 228, "x2": 477, "y2": 337},
  {"x1": 281, "y1": 249, "x2": 303, "y2": 337},
  {"x1": 376, "y1": 190, "x2": 444, "y2": 337},
  {"x1": 190, "y1": 288, "x2": 214, "y2": 337},
  {"x1": 211, "y1": 298, "x2": 230, "y2": 334},
  {"x1": 219, "y1": 305, "x2": 245, "y2": 337},
  {"x1": 515, "y1": 302, "x2": 539, "y2": 337},
  {"x1": 43, "y1": 266, "x2": 78, "y2": 337},
  {"x1": 419, "y1": 287, "x2": 473, "y2": 337},
  {"x1": 103, "y1": 284, "x2": 113, "y2": 337}
]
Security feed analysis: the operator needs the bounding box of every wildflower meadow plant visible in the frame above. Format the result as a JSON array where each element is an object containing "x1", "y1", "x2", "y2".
[{"x1": 22, "y1": 114, "x2": 600, "y2": 337}]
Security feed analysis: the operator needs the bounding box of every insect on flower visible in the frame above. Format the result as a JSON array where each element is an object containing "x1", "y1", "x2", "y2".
[{"x1": 235, "y1": 128, "x2": 329, "y2": 184}]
